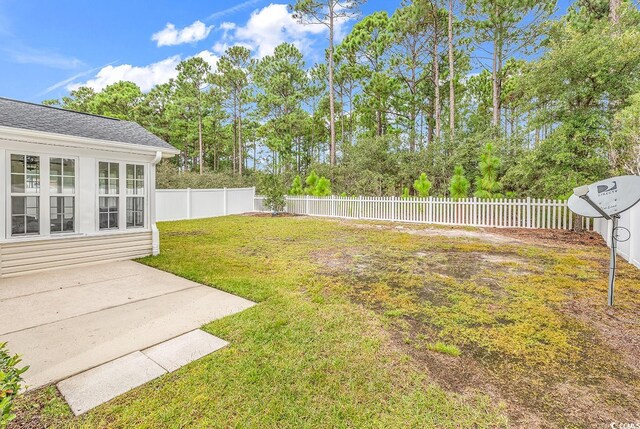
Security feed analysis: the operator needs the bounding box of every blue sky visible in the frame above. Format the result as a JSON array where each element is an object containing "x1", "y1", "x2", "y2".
[{"x1": 0, "y1": 0, "x2": 573, "y2": 103}]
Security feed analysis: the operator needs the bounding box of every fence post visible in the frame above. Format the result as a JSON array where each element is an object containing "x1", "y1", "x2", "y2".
[
  {"x1": 223, "y1": 187, "x2": 228, "y2": 215},
  {"x1": 305, "y1": 195, "x2": 309, "y2": 215},
  {"x1": 358, "y1": 196, "x2": 363, "y2": 219},
  {"x1": 332, "y1": 195, "x2": 336, "y2": 217},
  {"x1": 391, "y1": 196, "x2": 396, "y2": 221},
  {"x1": 472, "y1": 197, "x2": 477, "y2": 226},
  {"x1": 526, "y1": 197, "x2": 532, "y2": 228},
  {"x1": 252, "y1": 187, "x2": 256, "y2": 212},
  {"x1": 187, "y1": 188, "x2": 192, "y2": 219}
]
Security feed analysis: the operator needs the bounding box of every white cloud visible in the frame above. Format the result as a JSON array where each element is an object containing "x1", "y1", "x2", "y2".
[
  {"x1": 68, "y1": 56, "x2": 182, "y2": 92},
  {"x1": 68, "y1": 50, "x2": 220, "y2": 92},
  {"x1": 152, "y1": 20, "x2": 213, "y2": 47},
  {"x1": 229, "y1": 4, "x2": 326, "y2": 58},
  {"x1": 194, "y1": 50, "x2": 220, "y2": 69}
]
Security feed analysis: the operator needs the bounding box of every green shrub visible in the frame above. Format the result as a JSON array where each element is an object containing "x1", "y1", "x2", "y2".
[
  {"x1": 289, "y1": 175, "x2": 304, "y2": 195},
  {"x1": 413, "y1": 173, "x2": 432, "y2": 197},
  {"x1": 1, "y1": 342, "x2": 28, "y2": 429},
  {"x1": 263, "y1": 175, "x2": 287, "y2": 212}
]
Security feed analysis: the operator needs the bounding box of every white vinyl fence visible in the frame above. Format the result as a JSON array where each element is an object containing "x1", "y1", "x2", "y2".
[
  {"x1": 593, "y1": 205, "x2": 640, "y2": 269},
  {"x1": 157, "y1": 187, "x2": 255, "y2": 221},
  {"x1": 255, "y1": 195, "x2": 593, "y2": 230}
]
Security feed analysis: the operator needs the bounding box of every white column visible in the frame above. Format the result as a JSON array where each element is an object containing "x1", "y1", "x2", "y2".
[{"x1": 78, "y1": 157, "x2": 96, "y2": 234}]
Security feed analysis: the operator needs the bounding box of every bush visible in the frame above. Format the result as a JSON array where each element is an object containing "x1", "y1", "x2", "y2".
[
  {"x1": 1, "y1": 343, "x2": 28, "y2": 429},
  {"x1": 156, "y1": 161, "x2": 255, "y2": 190},
  {"x1": 263, "y1": 175, "x2": 287, "y2": 212}
]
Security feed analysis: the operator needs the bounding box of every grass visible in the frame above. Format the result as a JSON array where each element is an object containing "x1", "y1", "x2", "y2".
[
  {"x1": 10, "y1": 215, "x2": 640, "y2": 428},
  {"x1": 427, "y1": 342, "x2": 461, "y2": 357}
]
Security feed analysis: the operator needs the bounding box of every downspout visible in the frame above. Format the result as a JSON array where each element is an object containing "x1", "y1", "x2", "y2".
[{"x1": 151, "y1": 151, "x2": 162, "y2": 256}]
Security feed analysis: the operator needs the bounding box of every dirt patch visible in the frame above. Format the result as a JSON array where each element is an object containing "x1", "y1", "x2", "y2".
[
  {"x1": 490, "y1": 228, "x2": 606, "y2": 248},
  {"x1": 241, "y1": 212, "x2": 302, "y2": 218},
  {"x1": 164, "y1": 229, "x2": 208, "y2": 237}
]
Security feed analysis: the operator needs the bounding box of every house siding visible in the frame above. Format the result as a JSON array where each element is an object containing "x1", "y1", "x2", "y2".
[{"x1": 0, "y1": 231, "x2": 152, "y2": 278}]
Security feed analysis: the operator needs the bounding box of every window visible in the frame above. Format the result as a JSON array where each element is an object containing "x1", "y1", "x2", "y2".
[
  {"x1": 11, "y1": 154, "x2": 40, "y2": 236},
  {"x1": 50, "y1": 158, "x2": 75, "y2": 233},
  {"x1": 126, "y1": 164, "x2": 144, "y2": 228},
  {"x1": 98, "y1": 162, "x2": 119, "y2": 230}
]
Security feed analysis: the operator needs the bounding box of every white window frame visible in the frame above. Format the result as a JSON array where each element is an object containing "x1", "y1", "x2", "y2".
[
  {"x1": 5, "y1": 152, "x2": 79, "y2": 239},
  {"x1": 97, "y1": 161, "x2": 121, "y2": 231},
  {"x1": 49, "y1": 157, "x2": 77, "y2": 234},
  {"x1": 125, "y1": 164, "x2": 146, "y2": 229},
  {"x1": 9, "y1": 153, "x2": 41, "y2": 237}
]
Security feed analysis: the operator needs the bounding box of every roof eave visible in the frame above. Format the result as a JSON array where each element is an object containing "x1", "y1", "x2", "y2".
[{"x1": 0, "y1": 125, "x2": 180, "y2": 156}]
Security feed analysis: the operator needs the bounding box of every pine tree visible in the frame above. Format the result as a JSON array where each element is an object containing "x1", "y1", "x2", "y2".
[
  {"x1": 413, "y1": 173, "x2": 432, "y2": 197},
  {"x1": 449, "y1": 165, "x2": 470, "y2": 199}
]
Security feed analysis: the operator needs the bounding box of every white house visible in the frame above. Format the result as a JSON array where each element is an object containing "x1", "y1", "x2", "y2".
[{"x1": 0, "y1": 97, "x2": 179, "y2": 278}]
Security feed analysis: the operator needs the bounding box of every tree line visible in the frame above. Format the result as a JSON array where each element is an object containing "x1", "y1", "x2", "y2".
[{"x1": 45, "y1": 0, "x2": 640, "y2": 198}]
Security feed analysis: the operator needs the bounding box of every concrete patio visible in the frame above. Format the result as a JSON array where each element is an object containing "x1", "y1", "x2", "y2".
[{"x1": 0, "y1": 261, "x2": 255, "y2": 391}]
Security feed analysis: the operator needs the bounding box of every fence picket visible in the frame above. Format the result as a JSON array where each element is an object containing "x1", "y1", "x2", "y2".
[{"x1": 252, "y1": 195, "x2": 588, "y2": 231}]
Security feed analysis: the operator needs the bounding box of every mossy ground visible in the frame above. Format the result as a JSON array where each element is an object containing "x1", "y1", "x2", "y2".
[{"x1": 11, "y1": 215, "x2": 640, "y2": 428}]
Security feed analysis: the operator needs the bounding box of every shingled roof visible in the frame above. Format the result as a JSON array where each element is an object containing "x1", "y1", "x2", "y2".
[{"x1": 0, "y1": 97, "x2": 176, "y2": 152}]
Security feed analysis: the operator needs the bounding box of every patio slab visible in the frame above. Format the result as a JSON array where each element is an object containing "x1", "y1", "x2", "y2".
[
  {"x1": 0, "y1": 261, "x2": 255, "y2": 390},
  {"x1": 57, "y1": 351, "x2": 166, "y2": 416},
  {"x1": 142, "y1": 329, "x2": 228, "y2": 372}
]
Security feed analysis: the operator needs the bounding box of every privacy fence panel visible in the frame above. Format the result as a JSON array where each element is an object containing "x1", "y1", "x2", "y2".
[
  {"x1": 255, "y1": 195, "x2": 593, "y2": 231},
  {"x1": 156, "y1": 187, "x2": 255, "y2": 221},
  {"x1": 593, "y1": 205, "x2": 640, "y2": 269}
]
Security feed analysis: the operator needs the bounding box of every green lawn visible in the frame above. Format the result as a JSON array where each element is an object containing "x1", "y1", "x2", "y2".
[{"x1": 12, "y1": 215, "x2": 640, "y2": 428}]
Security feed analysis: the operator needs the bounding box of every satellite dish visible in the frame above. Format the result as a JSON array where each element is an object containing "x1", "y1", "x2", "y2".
[
  {"x1": 568, "y1": 175, "x2": 640, "y2": 218},
  {"x1": 567, "y1": 175, "x2": 640, "y2": 307}
]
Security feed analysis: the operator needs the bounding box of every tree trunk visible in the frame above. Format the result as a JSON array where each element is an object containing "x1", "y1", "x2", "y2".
[
  {"x1": 433, "y1": 24, "x2": 441, "y2": 142},
  {"x1": 610, "y1": 0, "x2": 621, "y2": 26},
  {"x1": 198, "y1": 114, "x2": 203, "y2": 174},
  {"x1": 238, "y1": 113, "x2": 243, "y2": 176},
  {"x1": 328, "y1": 5, "x2": 337, "y2": 166},
  {"x1": 448, "y1": 0, "x2": 455, "y2": 144},
  {"x1": 492, "y1": 39, "x2": 500, "y2": 130}
]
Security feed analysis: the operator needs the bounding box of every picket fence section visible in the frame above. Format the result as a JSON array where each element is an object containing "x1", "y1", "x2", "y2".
[{"x1": 255, "y1": 195, "x2": 592, "y2": 230}]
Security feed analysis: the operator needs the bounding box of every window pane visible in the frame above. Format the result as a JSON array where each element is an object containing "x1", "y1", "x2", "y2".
[
  {"x1": 109, "y1": 179, "x2": 119, "y2": 194},
  {"x1": 63, "y1": 158, "x2": 75, "y2": 175},
  {"x1": 99, "y1": 162, "x2": 109, "y2": 178},
  {"x1": 109, "y1": 197, "x2": 118, "y2": 210},
  {"x1": 63, "y1": 176, "x2": 75, "y2": 193},
  {"x1": 136, "y1": 181, "x2": 144, "y2": 195},
  {"x1": 11, "y1": 155, "x2": 24, "y2": 174},
  {"x1": 109, "y1": 213, "x2": 118, "y2": 229},
  {"x1": 26, "y1": 174, "x2": 40, "y2": 193},
  {"x1": 135, "y1": 166, "x2": 144, "y2": 180},
  {"x1": 12, "y1": 196, "x2": 39, "y2": 235},
  {"x1": 50, "y1": 176, "x2": 62, "y2": 193},
  {"x1": 50, "y1": 214, "x2": 62, "y2": 232},
  {"x1": 11, "y1": 174, "x2": 25, "y2": 193},
  {"x1": 99, "y1": 213, "x2": 109, "y2": 229},
  {"x1": 126, "y1": 164, "x2": 135, "y2": 179},
  {"x1": 99, "y1": 179, "x2": 108, "y2": 194},
  {"x1": 12, "y1": 196, "x2": 25, "y2": 215},
  {"x1": 50, "y1": 158, "x2": 63, "y2": 176},
  {"x1": 110, "y1": 163, "x2": 119, "y2": 178},
  {"x1": 12, "y1": 216, "x2": 25, "y2": 235},
  {"x1": 50, "y1": 196, "x2": 74, "y2": 233},
  {"x1": 127, "y1": 179, "x2": 134, "y2": 193},
  {"x1": 26, "y1": 156, "x2": 39, "y2": 173}
]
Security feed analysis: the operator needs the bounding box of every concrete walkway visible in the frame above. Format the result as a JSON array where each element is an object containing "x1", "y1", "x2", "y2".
[{"x1": 0, "y1": 261, "x2": 255, "y2": 390}]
